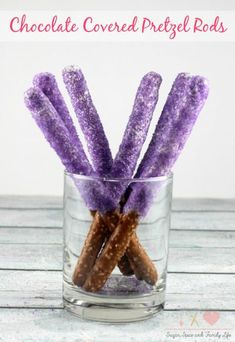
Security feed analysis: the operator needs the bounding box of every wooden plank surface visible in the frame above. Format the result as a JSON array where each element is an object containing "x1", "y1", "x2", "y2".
[
  {"x1": 0, "y1": 227, "x2": 62, "y2": 244},
  {"x1": 1, "y1": 209, "x2": 235, "y2": 230},
  {"x1": 0, "y1": 271, "x2": 234, "y2": 311},
  {"x1": 0, "y1": 195, "x2": 63, "y2": 209},
  {"x1": 172, "y1": 198, "x2": 235, "y2": 212},
  {"x1": 1, "y1": 196, "x2": 234, "y2": 211},
  {"x1": 0, "y1": 270, "x2": 62, "y2": 308},
  {"x1": 0, "y1": 244, "x2": 62, "y2": 270},
  {"x1": 0, "y1": 196, "x2": 234, "y2": 342},
  {"x1": 1, "y1": 227, "x2": 234, "y2": 247},
  {"x1": 172, "y1": 212, "x2": 235, "y2": 231},
  {"x1": 0, "y1": 243, "x2": 234, "y2": 273},
  {"x1": 0, "y1": 309, "x2": 233, "y2": 342},
  {"x1": 0, "y1": 209, "x2": 63, "y2": 228}
]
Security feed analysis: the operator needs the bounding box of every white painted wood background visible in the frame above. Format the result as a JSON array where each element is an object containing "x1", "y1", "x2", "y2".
[{"x1": 0, "y1": 196, "x2": 234, "y2": 342}]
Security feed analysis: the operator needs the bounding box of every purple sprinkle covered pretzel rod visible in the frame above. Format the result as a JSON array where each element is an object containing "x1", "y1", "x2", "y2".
[
  {"x1": 63, "y1": 66, "x2": 113, "y2": 176},
  {"x1": 25, "y1": 70, "x2": 209, "y2": 293},
  {"x1": 64, "y1": 71, "x2": 162, "y2": 285},
  {"x1": 74, "y1": 71, "x2": 162, "y2": 288},
  {"x1": 32, "y1": 72, "x2": 116, "y2": 212},
  {"x1": 135, "y1": 73, "x2": 193, "y2": 178},
  {"x1": 99, "y1": 71, "x2": 162, "y2": 281},
  {"x1": 25, "y1": 82, "x2": 133, "y2": 281},
  {"x1": 107, "y1": 72, "x2": 162, "y2": 205},
  {"x1": 62, "y1": 68, "x2": 162, "y2": 210},
  {"x1": 25, "y1": 87, "x2": 92, "y2": 176},
  {"x1": 33, "y1": 72, "x2": 81, "y2": 149},
  {"x1": 124, "y1": 74, "x2": 209, "y2": 216},
  {"x1": 24, "y1": 87, "x2": 115, "y2": 212}
]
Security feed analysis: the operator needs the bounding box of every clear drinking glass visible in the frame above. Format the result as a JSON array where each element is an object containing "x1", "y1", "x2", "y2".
[{"x1": 63, "y1": 172, "x2": 173, "y2": 322}]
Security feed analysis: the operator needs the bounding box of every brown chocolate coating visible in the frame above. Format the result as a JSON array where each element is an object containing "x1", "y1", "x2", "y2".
[
  {"x1": 126, "y1": 234, "x2": 158, "y2": 285},
  {"x1": 72, "y1": 212, "x2": 107, "y2": 286},
  {"x1": 118, "y1": 254, "x2": 135, "y2": 276},
  {"x1": 83, "y1": 212, "x2": 139, "y2": 292},
  {"x1": 103, "y1": 211, "x2": 134, "y2": 276},
  {"x1": 104, "y1": 211, "x2": 157, "y2": 284}
]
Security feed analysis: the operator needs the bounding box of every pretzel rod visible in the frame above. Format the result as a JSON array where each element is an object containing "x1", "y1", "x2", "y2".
[
  {"x1": 72, "y1": 73, "x2": 162, "y2": 286},
  {"x1": 72, "y1": 212, "x2": 107, "y2": 286},
  {"x1": 124, "y1": 75, "x2": 209, "y2": 216},
  {"x1": 25, "y1": 87, "x2": 116, "y2": 213},
  {"x1": 72, "y1": 210, "x2": 133, "y2": 285},
  {"x1": 135, "y1": 73, "x2": 193, "y2": 179},
  {"x1": 33, "y1": 71, "x2": 151, "y2": 282},
  {"x1": 117, "y1": 254, "x2": 134, "y2": 276},
  {"x1": 33, "y1": 72, "x2": 81, "y2": 149},
  {"x1": 32, "y1": 73, "x2": 117, "y2": 213},
  {"x1": 63, "y1": 66, "x2": 113, "y2": 176},
  {"x1": 24, "y1": 88, "x2": 92, "y2": 176},
  {"x1": 83, "y1": 211, "x2": 139, "y2": 292},
  {"x1": 73, "y1": 208, "x2": 158, "y2": 288},
  {"x1": 106, "y1": 72, "x2": 162, "y2": 205},
  {"x1": 101, "y1": 211, "x2": 134, "y2": 276},
  {"x1": 26, "y1": 70, "x2": 210, "y2": 297},
  {"x1": 125, "y1": 235, "x2": 158, "y2": 285},
  {"x1": 103, "y1": 211, "x2": 157, "y2": 284}
]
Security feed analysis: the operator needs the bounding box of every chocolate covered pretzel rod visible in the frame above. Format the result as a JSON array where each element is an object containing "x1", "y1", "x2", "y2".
[
  {"x1": 33, "y1": 72, "x2": 80, "y2": 148},
  {"x1": 103, "y1": 211, "x2": 157, "y2": 283},
  {"x1": 26, "y1": 84, "x2": 134, "y2": 283},
  {"x1": 72, "y1": 210, "x2": 133, "y2": 286},
  {"x1": 101, "y1": 72, "x2": 161, "y2": 282},
  {"x1": 72, "y1": 212, "x2": 108, "y2": 286},
  {"x1": 92, "y1": 72, "x2": 162, "y2": 280},
  {"x1": 24, "y1": 87, "x2": 115, "y2": 212},
  {"x1": 24, "y1": 87, "x2": 92, "y2": 176},
  {"x1": 100, "y1": 211, "x2": 134, "y2": 276},
  {"x1": 135, "y1": 73, "x2": 195, "y2": 179},
  {"x1": 28, "y1": 75, "x2": 158, "y2": 288},
  {"x1": 32, "y1": 72, "x2": 135, "y2": 277},
  {"x1": 124, "y1": 75, "x2": 209, "y2": 216},
  {"x1": 125, "y1": 235, "x2": 157, "y2": 285},
  {"x1": 102, "y1": 73, "x2": 161, "y2": 278},
  {"x1": 72, "y1": 72, "x2": 162, "y2": 285},
  {"x1": 107, "y1": 72, "x2": 162, "y2": 204},
  {"x1": 83, "y1": 212, "x2": 139, "y2": 292},
  {"x1": 63, "y1": 66, "x2": 113, "y2": 176}
]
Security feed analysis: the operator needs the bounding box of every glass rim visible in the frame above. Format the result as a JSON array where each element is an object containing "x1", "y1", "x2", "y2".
[{"x1": 64, "y1": 170, "x2": 173, "y2": 183}]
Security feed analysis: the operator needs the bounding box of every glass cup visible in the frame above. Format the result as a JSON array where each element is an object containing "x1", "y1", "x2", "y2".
[{"x1": 63, "y1": 172, "x2": 173, "y2": 323}]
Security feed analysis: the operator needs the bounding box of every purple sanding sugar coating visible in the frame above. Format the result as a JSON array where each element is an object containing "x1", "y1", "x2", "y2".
[
  {"x1": 107, "y1": 72, "x2": 162, "y2": 205},
  {"x1": 135, "y1": 73, "x2": 193, "y2": 178},
  {"x1": 33, "y1": 72, "x2": 81, "y2": 149},
  {"x1": 62, "y1": 66, "x2": 113, "y2": 176},
  {"x1": 25, "y1": 87, "x2": 115, "y2": 212},
  {"x1": 110, "y1": 72, "x2": 162, "y2": 179},
  {"x1": 25, "y1": 87, "x2": 92, "y2": 176},
  {"x1": 124, "y1": 75, "x2": 209, "y2": 216}
]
